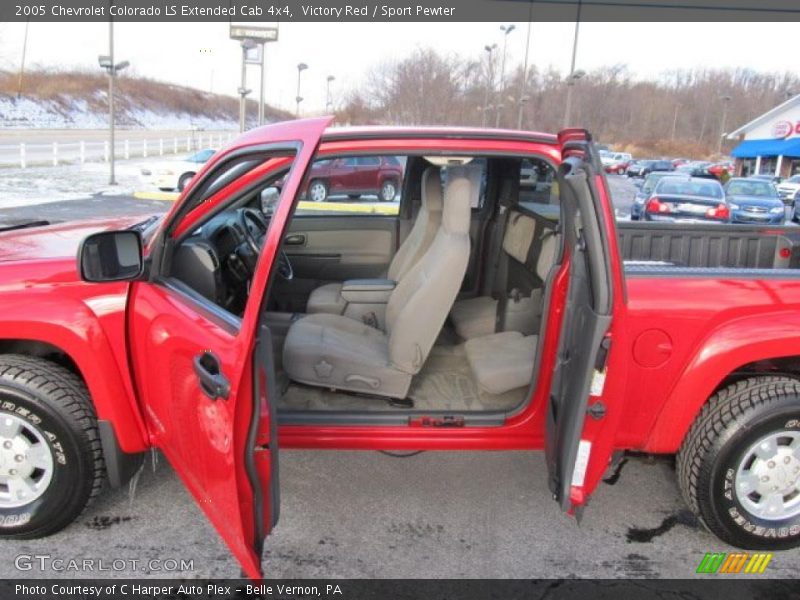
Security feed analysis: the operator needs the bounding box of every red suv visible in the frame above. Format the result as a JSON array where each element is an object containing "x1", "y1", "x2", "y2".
[{"x1": 303, "y1": 156, "x2": 404, "y2": 202}]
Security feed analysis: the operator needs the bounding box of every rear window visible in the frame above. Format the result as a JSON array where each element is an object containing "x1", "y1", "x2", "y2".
[{"x1": 655, "y1": 178, "x2": 723, "y2": 199}]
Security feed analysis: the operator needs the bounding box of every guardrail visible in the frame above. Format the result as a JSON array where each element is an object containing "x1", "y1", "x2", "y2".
[{"x1": 0, "y1": 132, "x2": 236, "y2": 168}]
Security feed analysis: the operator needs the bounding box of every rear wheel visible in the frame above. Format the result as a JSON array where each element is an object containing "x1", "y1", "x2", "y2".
[
  {"x1": 177, "y1": 172, "x2": 195, "y2": 192},
  {"x1": 617, "y1": 167, "x2": 625, "y2": 175},
  {"x1": 379, "y1": 179, "x2": 398, "y2": 202},
  {"x1": 308, "y1": 180, "x2": 328, "y2": 203},
  {"x1": 0, "y1": 355, "x2": 104, "y2": 538},
  {"x1": 677, "y1": 376, "x2": 800, "y2": 550}
]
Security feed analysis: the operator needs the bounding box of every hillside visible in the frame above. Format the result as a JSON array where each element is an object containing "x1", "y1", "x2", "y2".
[{"x1": 0, "y1": 69, "x2": 292, "y2": 129}]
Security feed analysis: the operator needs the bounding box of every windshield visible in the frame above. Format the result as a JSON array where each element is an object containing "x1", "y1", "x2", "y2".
[
  {"x1": 726, "y1": 180, "x2": 777, "y2": 197},
  {"x1": 188, "y1": 149, "x2": 215, "y2": 163},
  {"x1": 655, "y1": 178, "x2": 723, "y2": 199}
]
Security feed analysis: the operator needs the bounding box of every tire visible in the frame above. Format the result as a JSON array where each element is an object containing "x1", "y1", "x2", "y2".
[
  {"x1": 617, "y1": 167, "x2": 625, "y2": 175},
  {"x1": 177, "y1": 172, "x2": 195, "y2": 192},
  {"x1": 677, "y1": 376, "x2": 800, "y2": 550},
  {"x1": 379, "y1": 179, "x2": 398, "y2": 202},
  {"x1": 0, "y1": 355, "x2": 104, "y2": 538},
  {"x1": 308, "y1": 180, "x2": 328, "y2": 203}
]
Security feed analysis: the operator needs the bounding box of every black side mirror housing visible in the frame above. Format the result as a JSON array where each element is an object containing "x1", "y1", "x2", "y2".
[{"x1": 78, "y1": 230, "x2": 144, "y2": 282}]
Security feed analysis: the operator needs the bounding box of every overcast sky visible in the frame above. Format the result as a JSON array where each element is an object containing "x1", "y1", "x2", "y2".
[{"x1": 0, "y1": 22, "x2": 797, "y2": 113}]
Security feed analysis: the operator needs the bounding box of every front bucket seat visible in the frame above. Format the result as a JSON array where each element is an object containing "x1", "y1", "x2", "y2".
[
  {"x1": 305, "y1": 166, "x2": 443, "y2": 315},
  {"x1": 282, "y1": 166, "x2": 478, "y2": 399}
]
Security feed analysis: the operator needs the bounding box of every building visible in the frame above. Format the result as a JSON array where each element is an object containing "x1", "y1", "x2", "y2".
[{"x1": 727, "y1": 94, "x2": 800, "y2": 178}]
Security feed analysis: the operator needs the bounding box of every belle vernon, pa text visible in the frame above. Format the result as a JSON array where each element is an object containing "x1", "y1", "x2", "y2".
[{"x1": 16, "y1": 584, "x2": 343, "y2": 597}]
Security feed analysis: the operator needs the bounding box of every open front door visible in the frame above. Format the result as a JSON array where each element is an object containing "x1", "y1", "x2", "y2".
[
  {"x1": 128, "y1": 118, "x2": 331, "y2": 578},
  {"x1": 545, "y1": 130, "x2": 621, "y2": 516}
]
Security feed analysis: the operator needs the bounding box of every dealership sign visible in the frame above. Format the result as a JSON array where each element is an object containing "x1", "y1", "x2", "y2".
[{"x1": 772, "y1": 120, "x2": 799, "y2": 138}]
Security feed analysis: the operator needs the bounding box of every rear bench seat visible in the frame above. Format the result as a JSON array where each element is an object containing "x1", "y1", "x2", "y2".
[
  {"x1": 450, "y1": 209, "x2": 558, "y2": 340},
  {"x1": 454, "y1": 209, "x2": 558, "y2": 395}
]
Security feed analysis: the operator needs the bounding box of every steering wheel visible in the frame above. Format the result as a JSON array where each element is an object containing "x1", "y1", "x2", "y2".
[{"x1": 238, "y1": 208, "x2": 293, "y2": 281}]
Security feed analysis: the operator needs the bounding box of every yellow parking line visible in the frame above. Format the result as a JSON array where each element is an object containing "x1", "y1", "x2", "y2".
[
  {"x1": 133, "y1": 191, "x2": 180, "y2": 201},
  {"x1": 297, "y1": 200, "x2": 398, "y2": 214}
]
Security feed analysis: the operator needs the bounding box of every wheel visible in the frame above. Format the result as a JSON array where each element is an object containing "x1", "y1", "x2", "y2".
[
  {"x1": 177, "y1": 172, "x2": 195, "y2": 192},
  {"x1": 308, "y1": 180, "x2": 328, "y2": 203},
  {"x1": 348, "y1": 194, "x2": 360, "y2": 200},
  {"x1": 617, "y1": 167, "x2": 625, "y2": 175},
  {"x1": 677, "y1": 376, "x2": 800, "y2": 550},
  {"x1": 379, "y1": 179, "x2": 398, "y2": 202},
  {"x1": 0, "y1": 355, "x2": 104, "y2": 538}
]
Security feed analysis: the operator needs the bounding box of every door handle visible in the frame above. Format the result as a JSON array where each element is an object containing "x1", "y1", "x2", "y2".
[
  {"x1": 193, "y1": 351, "x2": 230, "y2": 400},
  {"x1": 284, "y1": 233, "x2": 306, "y2": 246}
]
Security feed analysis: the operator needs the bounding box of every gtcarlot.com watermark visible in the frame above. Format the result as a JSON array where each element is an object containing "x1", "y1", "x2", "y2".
[{"x1": 14, "y1": 553, "x2": 194, "y2": 573}]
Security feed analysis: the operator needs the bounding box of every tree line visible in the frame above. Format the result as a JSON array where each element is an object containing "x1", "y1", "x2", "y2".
[{"x1": 335, "y1": 48, "x2": 800, "y2": 159}]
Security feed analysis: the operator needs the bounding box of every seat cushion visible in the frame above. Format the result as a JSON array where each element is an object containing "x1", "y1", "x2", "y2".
[
  {"x1": 450, "y1": 296, "x2": 498, "y2": 340},
  {"x1": 465, "y1": 331, "x2": 537, "y2": 395},
  {"x1": 283, "y1": 313, "x2": 412, "y2": 398},
  {"x1": 306, "y1": 282, "x2": 346, "y2": 315}
]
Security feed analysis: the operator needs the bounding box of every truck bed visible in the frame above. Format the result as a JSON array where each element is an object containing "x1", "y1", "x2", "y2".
[{"x1": 617, "y1": 222, "x2": 800, "y2": 270}]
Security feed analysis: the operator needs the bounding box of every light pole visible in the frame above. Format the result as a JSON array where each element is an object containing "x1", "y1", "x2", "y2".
[
  {"x1": 17, "y1": 20, "x2": 30, "y2": 98},
  {"x1": 517, "y1": 19, "x2": 532, "y2": 129},
  {"x1": 562, "y1": 4, "x2": 583, "y2": 128},
  {"x1": 482, "y1": 44, "x2": 496, "y2": 127},
  {"x1": 325, "y1": 75, "x2": 335, "y2": 113},
  {"x1": 495, "y1": 24, "x2": 515, "y2": 128},
  {"x1": 295, "y1": 63, "x2": 308, "y2": 118},
  {"x1": 98, "y1": 23, "x2": 129, "y2": 186},
  {"x1": 718, "y1": 95, "x2": 732, "y2": 155},
  {"x1": 237, "y1": 39, "x2": 255, "y2": 132},
  {"x1": 670, "y1": 102, "x2": 681, "y2": 140}
]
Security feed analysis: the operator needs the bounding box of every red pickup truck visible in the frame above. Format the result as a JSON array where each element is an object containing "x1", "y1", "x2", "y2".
[{"x1": 1, "y1": 118, "x2": 800, "y2": 578}]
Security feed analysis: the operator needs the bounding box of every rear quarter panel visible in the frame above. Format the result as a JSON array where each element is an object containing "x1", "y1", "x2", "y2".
[{"x1": 617, "y1": 272, "x2": 800, "y2": 452}]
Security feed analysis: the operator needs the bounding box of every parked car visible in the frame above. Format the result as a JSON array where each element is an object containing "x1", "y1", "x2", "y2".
[
  {"x1": 644, "y1": 174, "x2": 728, "y2": 222},
  {"x1": 751, "y1": 174, "x2": 783, "y2": 184},
  {"x1": 604, "y1": 157, "x2": 634, "y2": 175},
  {"x1": 725, "y1": 177, "x2": 787, "y2": 224},
  {"x1": 671, "y1": 158, "x2": 690, "y2": 168},
  {"x1": 140, "y1": 148, "x2": 216, "y2": 191},
  {"x1": 777, "y1": 174, "x2": 800, "y2": 204},
  {"x1": 627, "y1": 159, "x2": 674, "y2": 178},
  {"x1": 630, "y1": 171, "x2": 676, "y2": 220},
  {"x1": 5, "y1": 122, "x2": 800, "y2": 580},
  {"x1": 302, "y1": 155, "x2": 404, "y2": 202},
  {"x1": 601, "y1": 151, "x2": 632, "y2": 170}
]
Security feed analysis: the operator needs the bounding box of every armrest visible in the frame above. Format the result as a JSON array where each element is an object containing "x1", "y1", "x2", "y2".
[{"x1": 340, "y1": 279, "x2": 396, "y2": 304}]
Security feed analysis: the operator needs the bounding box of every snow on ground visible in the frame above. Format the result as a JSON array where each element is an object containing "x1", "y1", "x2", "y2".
[
  {"x1": 0, "y1": 156, "x2": 176, "y2": 210},
  {"x1": 0, "y1": 95, "x2": 237, "y2": 130}
]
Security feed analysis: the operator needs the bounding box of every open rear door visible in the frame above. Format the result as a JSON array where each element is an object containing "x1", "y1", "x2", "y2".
[
  {"x1": 128, "y1": 118, "x2": 331, "y2": 578},
  {"x1": 545, "y1": 130, "x2": 621, "y2": 515}
]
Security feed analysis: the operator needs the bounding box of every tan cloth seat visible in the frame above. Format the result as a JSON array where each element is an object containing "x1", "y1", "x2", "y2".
[
  {"x1": 283, "y1": 166, "x2": 478, "y2": 398},
  {"x1": 450, "y1": 210, "x2": 558, "y2": 340},
  {"x1": 306, "y1": 166, "x2": 443, "y2": 315},
  {"x1": 465, "y1": 331, "x2": 537, "y2": 395}
]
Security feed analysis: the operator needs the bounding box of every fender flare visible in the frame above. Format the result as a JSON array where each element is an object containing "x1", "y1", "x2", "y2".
[
  {"x1": 643, "y1": 310, "x2": 800, "y2": 453},
  {"x1": 0, "y1": 294, "x2": 149, "y2": 453}
]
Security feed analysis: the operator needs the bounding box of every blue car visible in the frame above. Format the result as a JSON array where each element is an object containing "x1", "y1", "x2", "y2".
[{"x1": 725, "y1": 177, "x2": 786, "y2": 225}]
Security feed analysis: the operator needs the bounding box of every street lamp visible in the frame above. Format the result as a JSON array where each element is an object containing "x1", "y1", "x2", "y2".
[
  {"x1": 296, "y1": 63, "x2": 308, "y2": 118},
  {"x1": 718, "y1": 94, "x2": 732, "y2": 155},
  {"x1": 482, "y1": 44, "x2": 496, "y2": 127},
  {"x1": 496, "y1": 24, "x2": 515, "y2": 128},
  {"x1": 325, "y1": 75, "x2": 336, "y2": 113},
  {"x1": 562, "y1": 6, "x2": 583, "y2": 128},
  {"x1": 517, "y1": 20, "x2": 532, "y2": 129},
  {"x1": 98, "y1": 22, "x2": 129, "y2": 186}
]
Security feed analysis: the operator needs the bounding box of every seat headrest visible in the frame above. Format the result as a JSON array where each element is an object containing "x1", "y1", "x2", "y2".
[
  {"x1": 442, "y1": 165, "x2": 481, "y2": 234},
  {"x1": 421, "y1": 166, "x2": 443, "y2": 212},
  {"x1": 502, "y1": 211, "x2": 536, "y2": 264}
]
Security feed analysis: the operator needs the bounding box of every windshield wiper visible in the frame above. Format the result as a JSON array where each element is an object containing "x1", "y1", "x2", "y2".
[
  {"x1": 0, "y1": 220, "x2": 50, "y2": 233},
  {"x1": 128, "y1": 215, "x2": 161, "y2": 232}
]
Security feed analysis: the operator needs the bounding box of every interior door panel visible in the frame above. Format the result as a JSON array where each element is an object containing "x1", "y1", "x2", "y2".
[{"x1": 273, "y1": 215, "x2": 398, "y2": 311}]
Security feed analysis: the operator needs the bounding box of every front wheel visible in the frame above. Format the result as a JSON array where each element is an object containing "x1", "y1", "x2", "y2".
[
  {"x1": 617, "y1": 167, "x2": 625, "y2": 175},
  {"x1": 308, "y1": 180, "x2": 328, "y2": 203},
  {"x1": 379, "y1": 179, "x2": 398, "y2": 202},
  {"x1": 0, "y1": 355, "x2": 104, "y2": 538},
  {"x1": 177, "y1": 172, "x2": 195, "y2": 192},
  {"x1": 677, "y1": 376, "x2": 800, "y2": 550}
]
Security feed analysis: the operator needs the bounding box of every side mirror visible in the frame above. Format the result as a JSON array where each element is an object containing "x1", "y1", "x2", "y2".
[
  {"x1": 79, "y1": 230, "x2": 143, "y2": 282},
  {"x1": 260, "y1": 186, "x2": 281, "y2": 215}
]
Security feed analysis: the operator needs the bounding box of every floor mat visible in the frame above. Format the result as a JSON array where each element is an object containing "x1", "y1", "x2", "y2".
[{"x1": 278, "y1": 344, "x2": 527, "y2": 412}]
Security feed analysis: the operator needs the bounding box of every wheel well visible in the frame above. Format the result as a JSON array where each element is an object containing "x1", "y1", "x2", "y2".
[
  {"x1": 713, "y1": 356, "x2": 800, "y2": 395},
  {"x1": 0, "y1": 340, "x2": 81, "y2": 378}
]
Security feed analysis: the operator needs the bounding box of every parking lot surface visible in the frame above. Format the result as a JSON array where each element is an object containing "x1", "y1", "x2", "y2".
[{"x1": 1, "y1": 450, "x2": 799, "y2": 579}]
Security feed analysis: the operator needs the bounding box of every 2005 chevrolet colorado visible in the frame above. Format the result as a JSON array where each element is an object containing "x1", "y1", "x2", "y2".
[{"x1": 1, "y1": 119, "x2": 799, "y2": 578}]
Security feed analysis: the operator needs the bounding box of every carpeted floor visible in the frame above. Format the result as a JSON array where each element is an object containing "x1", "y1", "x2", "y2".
[{"x1": 278, "y1": 343, "x2": 528, "y2": 413}]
